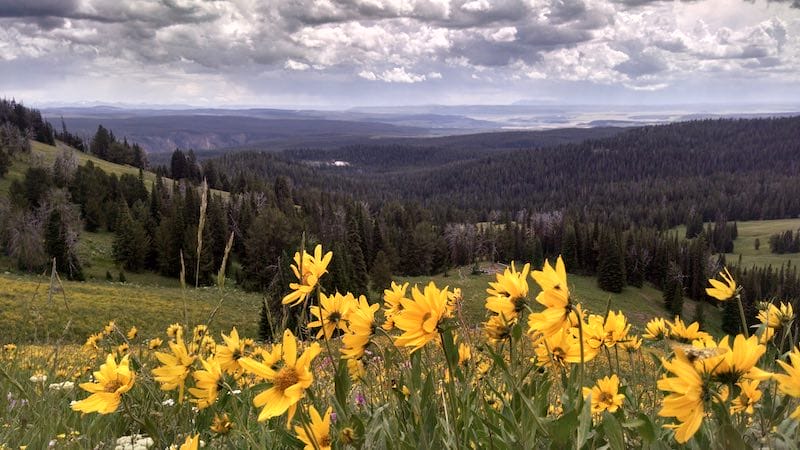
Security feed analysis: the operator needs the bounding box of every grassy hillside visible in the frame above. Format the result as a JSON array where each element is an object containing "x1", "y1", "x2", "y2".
[
  {"x1": 400, "y1": 263, "x2": 721, "y2": 335},
  {"x1": 76, "y1": 231, "x2": 193, "y2": 286},
  {"x1": 724, "y1": 218, "x2": 800, "y2": 268},
  {"x1": 0, "y1": 272, "x2": 263, "y2": 344},
  {"x1": 0, "y1": 140, "x2": 226, "y2": 196}
]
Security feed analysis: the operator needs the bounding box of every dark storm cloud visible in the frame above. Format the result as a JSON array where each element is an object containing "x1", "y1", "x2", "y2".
[
  {"x1": 768, "y1": 0, "x2": 800, "y2": 7},
  {"x1": 614, "y1": 52, "x2": 669, "y2": 77},
  {"x1": 0, "y1": 0, "x2": 80, "y2": 18},
  {"x1": 446, "y1": 0, "x2": 608, "y2": 68}
]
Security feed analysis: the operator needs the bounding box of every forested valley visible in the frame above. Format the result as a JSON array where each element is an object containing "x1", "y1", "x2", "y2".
[{"x1": 2, "y1": 98, "x2": 800, "y2": 337}]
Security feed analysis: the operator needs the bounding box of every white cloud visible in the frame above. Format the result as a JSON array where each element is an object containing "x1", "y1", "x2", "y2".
[
  {"x1": 461, "y1": 0, "x2": 491, "y2": 13},
  {"x1": 284, "y1": 59, "x2": 310, "y2": 70},
  {"x1": 360, "y1": 67, "x2": 429, "y2": 82},
  {"x1": 381, "y1": 67, "x2": 427, "y2": 83},
  {"x1": 489, "y1": 26, "x2": 517, "y2": 42},
  {"x1": 358, "y1": 70, "x2": 378, "y2": 80}
]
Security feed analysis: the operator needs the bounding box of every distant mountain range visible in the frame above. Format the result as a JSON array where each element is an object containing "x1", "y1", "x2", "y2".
[{"x1": 42, "y1": 104, "x2": 800, "y2": 155}]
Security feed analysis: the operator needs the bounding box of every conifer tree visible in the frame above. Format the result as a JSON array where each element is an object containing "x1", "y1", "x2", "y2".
[
  {"x1": 370, "y1": 250, "x2": 393, "y2": 293},
  {"x1": 348, "y1": 216, "x2": 369, "y2": 294},
  {"x1": 44, "y1": 208, "x2": 83, "y2": 280},
  {"x1": 692, "y1": 300, "x2": 706, "y2": 328},
  {"x1": 561, "y1": 223, "x2": 579, "y2": 272},
  {"x1": 598, "y1": 231, "x2": 625, "y2": 293},
  {"x1": 112, "y1": 200, "x2": 149, "y2": 272},
  {"x1": 669, "y1": 278, "x2": 684, "y2": 317},
  {"x1": 326, "y1": 242, "x2": 354, "y2": 294},
  {"x1": 721, "y1": 295, "x2": 741, "y2": 335}
]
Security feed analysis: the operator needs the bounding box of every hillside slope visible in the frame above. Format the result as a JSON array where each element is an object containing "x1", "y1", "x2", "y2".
[{"x1": 0, "y1": 140, "x2": 225, "y2": 197}]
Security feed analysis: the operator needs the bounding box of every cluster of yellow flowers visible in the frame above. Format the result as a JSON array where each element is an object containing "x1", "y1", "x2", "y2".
[{"x1": 60, "y1": 244, "x2": 800, "y2": 448}]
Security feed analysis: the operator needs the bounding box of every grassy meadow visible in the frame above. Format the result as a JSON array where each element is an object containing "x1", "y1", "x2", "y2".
[
  {"x1": 0, "y1": 271, "x2": 264, "y2": 344},
  {"x1": 0, "y1": 253, "x2": 797, "y2": 449},
  {"x1": 400, "y1": 263, "x2": 721, "y2": 335},
  {"x1": 724, "y1": 218, "x2": 800, "y2": 268}
]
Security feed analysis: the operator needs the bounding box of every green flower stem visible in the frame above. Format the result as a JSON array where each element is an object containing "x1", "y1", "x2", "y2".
[{"x1": 736, "y1": 294, "x2": 749, "y2": 338}]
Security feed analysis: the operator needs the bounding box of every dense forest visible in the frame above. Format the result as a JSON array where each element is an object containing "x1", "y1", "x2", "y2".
[
  {"x1": 2, "y1": 100, "x2": 800, "y2": 339},
  {"x1": 206, "y1": 117, "x2": 800, "y2": 226}
]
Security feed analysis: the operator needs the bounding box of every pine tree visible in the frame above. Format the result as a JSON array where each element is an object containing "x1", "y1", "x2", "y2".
[
  {"x1": 44, "y1": 208, "x2": 83, "y2": 280},
  {"x1": 326, "y1": 242, "x2": 354, "y2": 294},
  {"x1": 721, "y1": 296, "x2": 741, "y2": 335},
  {"x1": 530, "y1": 235, "x2": 544, "y2": 269},
  {"x1": 669, "y1": 279, "x2": 684, "y2": 317},
  {"x1": 561, "y1": 223, "x2": 579, "y2": 272},
  {"x1": 663, "y1": 279, "x2": 673, "y2": 312},
  {"x1": 112, "y1": 201, "x2": 149, "y2": 272},
  {"x1": 685, "y1": 209, "x2": 703, "y2": 239},
  {"x1": 90, "y1": 125, "x2": 112, "y2": 159},
  {"x1": 370, "y1": 250, "x2": 393, "y2": 293},
  {"x1": 348, "y1": 216, "x2": 369, "y2": 294},
  {"x1": 692, "y1": 300, "x2": 706, "y2": 328},
  {"x1": 597, "y1": 231, "x2": 625, "y2": 293}
]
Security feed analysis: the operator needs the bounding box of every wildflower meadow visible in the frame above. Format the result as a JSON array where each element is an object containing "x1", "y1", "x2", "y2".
[{"x1": 1, "y1": 244, "x2": 799, "y2": 449}]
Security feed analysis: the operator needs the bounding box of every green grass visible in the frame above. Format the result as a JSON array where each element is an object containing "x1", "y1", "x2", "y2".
[
  {"x1": 1, "y1": 140, "x2": 227, "y2": 197},
  {"x1": 672, "y1": 218, "x2": 800, "y2": 269},
  {"x1": 0, "y1": 271, "x2": 265, "y2": 344},
  {"x1": 399, "y1": 263, "x2": 721, "y2": 335},
  {"x1": 724, "y1": 218, "x2": 800, "y2": 268},
  {"x1": 76, "y1": 231, "x2": 185, "y2": 287}
]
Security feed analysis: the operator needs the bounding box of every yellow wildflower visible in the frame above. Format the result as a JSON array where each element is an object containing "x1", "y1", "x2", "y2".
[
  {"x1": 601, "y1": 311, "x2": 631, "y2": 348},
  {"x1": 188, "y1": 357, "x2": 223, "y2": 409},
  {"x1": 215, "y1": 327, "x2": 247, "y2": 374},
  {"x1": 148, "y1": 338, "x2": 164, "y2": 350},
  {"x1": 774, "y1": 346, "x2": 800, "y2": 420},
  {"x1": 484, "y1": 314, "x2": 514, "y2": 344},
  {"x1": 309, "y1": 292, "x2": 356, "y2": 340},
  {"x1": 731, "y1": 380, "x2": 762, "y2": 415},
  {"x1": 382, "y1": 281, "x2": 409, "y2": 331},
  {"x1": 177, "y1": 434, "x2": 199, "y2": 450},
  {"x1": 71, "y1": 354, "x2": 135, "y2": 414},
  {"x1": 533, "y1": 327, "x2": 596, "y2": 369},
  {"x1": 528, "y1": 256, "x2": 573, "y2": 338},
  {"x1": 583, "y1": 375, "x2": 625, "y2": 415},
  {"x1": 705, "y1": 267, "x2": 737, "y2": 301},
  {"x1": 458, "y1": 342, "x2": 472, "y2": 365},
  {"x1": 485, "y1": 262, "x2": 530, "y2": 321},
  {"x1": 211, "y1": 413, "x2": 234, "y2": 435},
  {"x1": 152, "y1": 337, "x2": 196, "y2": 402},
  {"x1": 709, "y1": 334, "x2": 771, "y2": 383},
  {"x1": 239, "y1": 329, "x2": 321, "y2": 423},
  {"x1": 658, "y1": 348, "x2": 722, "y2": 443},
  {"x1": 393, "y1": 282, "x2": 452, "y2": 353},
  {"x1": 758, "y1": 301, "x2": 794, "y2": 330},
  {"x1": 668, "y1": 317, "x2": 712, "y2": 344},
  {"x1": 166, "y1": 323, "x2": 183, "y2": 339},
  {"x1": 643, "y1": 317, "x2": 669, "y2": 340},
  {"x1": 347, "y1": 358, "x2": 366, "y2": 382},
  {"x1": 341, "y1": 295, "x2": 379, "y2": 360},
  {"x1": 282, "y1": 244, "x2": 333, "y2": 307},
  {"x1": 294, "y1": 406, "x2": 332, "y2": 450}
]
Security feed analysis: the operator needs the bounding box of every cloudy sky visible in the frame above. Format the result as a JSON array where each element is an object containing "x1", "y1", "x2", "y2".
[{"x1": 1, "y1": 0, "x2": 798, "y2": 108}]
